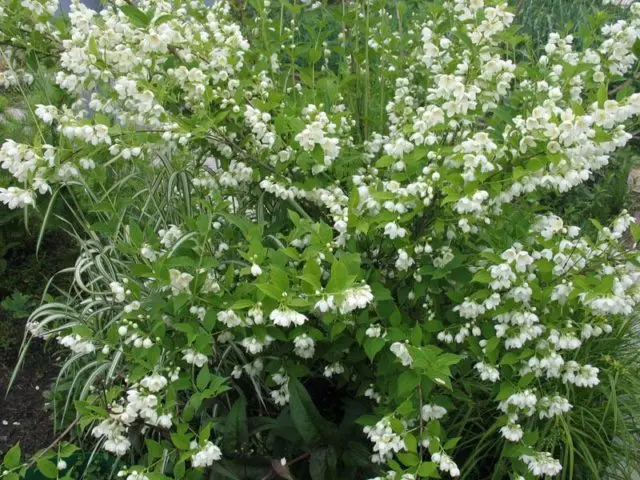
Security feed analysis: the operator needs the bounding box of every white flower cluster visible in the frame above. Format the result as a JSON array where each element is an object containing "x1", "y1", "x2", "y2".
[
  {"x1": 363, "y1": 418, "x2": 406, "y2": 464},
  {"x1": 295, "y1": 104, "x2": 342, "y2": 174},
  {"x1": 191, "y1": 441, "x2": 223, "y2": 468}
]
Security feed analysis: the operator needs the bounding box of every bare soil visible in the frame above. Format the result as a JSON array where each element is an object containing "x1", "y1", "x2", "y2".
[{"x1": 0, "y1": 312, "x2": 58, "y2": 455}]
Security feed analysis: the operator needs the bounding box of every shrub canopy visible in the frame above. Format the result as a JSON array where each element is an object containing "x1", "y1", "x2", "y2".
[{"x1": 2, "y1": 0, "x2": 640, "y2": 479}]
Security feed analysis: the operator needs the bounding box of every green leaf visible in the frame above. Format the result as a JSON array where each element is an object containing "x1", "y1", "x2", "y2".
[
  {"x1": 496, "y1": 382, "x2": 515, "y2": 401},
  {"x1": 171, "y1": 432, "x2": 191, "y2": 450},
  {"x1": 229, "y1": 299, "x2": 255, "y2": 310},
  {"x1": 472, "y1": 270, "x2": 491, "y2": 284},
  {"x1": 271, "y1": 266, "x2": 290, "y2": 292},
  {"x1": 120, "y1": 5, "x2": 150, "y2": 28},
  {"x1": 597, "y1": 82, "x2": 608, "y2": 107},
  {"x1": 410, "y1": 324, "x2": 422, "y2": 346},
  {"x1": 375, "y1": 155, "x2": 393, "y2": 168},
  {"x1": 518, "y1": 372, "x2": 535, "y2": 388},
  {"x1": 3, "y1": 443, "x2": 21, "y2": 468},
  {"x1": 396, "y1": 370, "x2": 420, "y2": 397},
  {"x1": 499, "y1": 349, "x2": 521, "y2": 365},
  {"x1": 256, "y1": 283, "x2": 283, "y2": 300},
  {"x1": 196, "y1": 365, "x2": 210, "y2": 390},
  {"x1": 416, "y1": 462, "x2": 438, "y2": 477},
  {"x1": 404, "y1": 433, "x2": 417, "y2": 453},
  {"x1": 397, "y1": 452, "x2": 420, "y2": 466},
  {"x1": 326, "y1": 261, "x2": 349, "y2": 292},
  {"x1": 309, "y1": 448, "x2": 328, "y2": 480},
  {"x1": 146, "y1": 438, "x2": 165, "y2": 460},
  {"x1": 223, "y1": 397, "x2": 248, "y2": 454},
  {"x1": 288, "y1": 377, "x2": 325, "y2": 444},
  {"x1": 128, "y1": 222, "x2": 143, "y2": 246},
  {"x1": 36, "y1": 459, "x2": 58, "y2": 479},
  {"x1": 154, "y1": 14, "x2": 174, "y2": 26},
  {"x1": 364, "y1": 337, "x2": 385, "y2": 361}
]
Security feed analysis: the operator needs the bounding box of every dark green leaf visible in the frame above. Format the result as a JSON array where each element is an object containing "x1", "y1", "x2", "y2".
[
  {"x1": 223, "y1": 397, "x2": 248, "y2": 454},
  {"x1": 120, "y1": 5, "x2": 150, "y2": 28},
  {"x1": 288, "y1": 377, "x2": 325, "y2": 444}
]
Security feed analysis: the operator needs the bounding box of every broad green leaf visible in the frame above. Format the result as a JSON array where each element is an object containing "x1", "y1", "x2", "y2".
[
  {"x1": 171, "y1": 432, "x2": 191, "y2": 450},
  {"x1": 288, "y1": 377, "x2": 325, "y2": 444},
  {"x1": 3, "y1": 443, "x2": 21, "y2": 468},
  {"x1": 196, "y1": 365, "x2": 210, "y2": 391},
  {"x1": 326, "y1": 260, "x2": 349, "y2": 293},
  {"x1": 36, "y1": 459, "x2": 58, "y2": 479},
  {"x1": 120, "y1": 5, "x2": 150, "y2": 27},
  {"x1": 364, "y1": 337, "x2": 385, "y2": 361},
  {"x1": 223, "y1": 397, "x2": 248, "y2": 454}
]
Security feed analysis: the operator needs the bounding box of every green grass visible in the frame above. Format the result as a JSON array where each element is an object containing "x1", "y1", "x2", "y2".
[{"x1": 515, "y1": 0, "x2": 625, "y2": 48}]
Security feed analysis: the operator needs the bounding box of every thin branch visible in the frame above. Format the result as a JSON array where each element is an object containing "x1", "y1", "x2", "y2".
[
  {"x1": 260, "y1": 452, "x2": 311, "y2": 480},
  {"x1": 27, "y1": 419, "x2": 80, "y2": 467}
]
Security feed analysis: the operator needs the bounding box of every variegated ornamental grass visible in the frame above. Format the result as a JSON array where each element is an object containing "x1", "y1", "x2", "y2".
[{"x1": 2, "y1": 0, "x2": 640, "y2": 479}]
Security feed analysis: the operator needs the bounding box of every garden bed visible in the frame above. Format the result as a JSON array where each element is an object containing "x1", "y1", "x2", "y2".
[{"x1": 0, "y1": 317, "x2": 56, "y2": 455}]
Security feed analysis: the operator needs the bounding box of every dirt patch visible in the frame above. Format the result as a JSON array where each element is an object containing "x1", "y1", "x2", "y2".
[
  {"x1": 0, "y1": 230, "x2": 77, "y2": 299},
  {"x1": 0, "y1": 230, "x2": 75, "y2": 455},
  {"x1": 0, "y1": 311, "x2": 58, "y2": 455}
]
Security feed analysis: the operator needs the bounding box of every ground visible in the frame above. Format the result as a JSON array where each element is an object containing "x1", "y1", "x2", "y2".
[
  {"x1": 0, "y1": 232, "x2": 76, "y2": 455},
  {"x1": 0, "y1": 315, "x2": 57, "y2": 455}
]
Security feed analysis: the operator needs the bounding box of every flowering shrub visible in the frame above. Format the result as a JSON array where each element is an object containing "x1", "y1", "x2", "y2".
[{"x1": 2, "y1": 0, "x2": 640, "y2": 479}]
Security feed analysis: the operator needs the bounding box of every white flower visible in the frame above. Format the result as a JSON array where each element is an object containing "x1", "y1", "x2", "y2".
[
  {"x1": 384, "y1": 221, "x2": 407, "y2": 239},
  {"x1": 183, "y1": 349, "x2": 208, "y2": 368},
  {"x1": 293, "y1": 334, "x2": 316, "y2": 359},
  {"x1": 269, "y1": 308, "x2": 308, "y2": 327},
  {"x1": 270, "y1": 370, "x2": 290, "y2": 405},
  {"x1": 366, "y1": 324, "x2": 383, "y2": 338},
  {"x1": 156, "y1": 414, "x2": 173, "y2": 429},
  {"x1": 363, "y1": 418, "x2": 406, "y2": 463},
  {"x1": 104, "y1": 436, "x2": 131, "y2": 456},
  {"x1": 169, "y1": 269, "x2": 193, "y2": 295},
  {"x1": 323, "y1": 362, "x2": 345, "y2": 377},
  {"x1": 158, "y1": 225, "x2": 183, "y2": 249},
  {"x1": 500, "y1": 423, "x2": 524, "y2": 442},
  {"x1": 390, "y1": 342, "x2": 412, "y2": 366},
  {"x1": 126, "y1": 472, "x2": 149, "y2": 480},
  {"x1": 499, "y1": 390, "x2": 538, "y2": 416},
  {"x1": 315, "y1": 295, "x2": 336, "y2": 313},
  {"x1": 240, "y1": 336, "x2": 272, "y2": 355},
  {"x1": 340, "y1": 285, "x2": 374, "y2": 313},
  {"x1": 250, "y1": 264, "x2": 263, "y2": 276},
  {"x1": 217, "y1": 309, "x2": 243, "y2": 328},
  {"x1": 538, "y1": 396, "x2": 572, "y2": 419},
  {"x1": 140, "y1": 244, "x2": 157, "y2": 262},
  {"x1": 562, "y1": 362, "x2": 599, "y2": 387},
  {"x1": 56, "y1": 460, "x2": 67, "y2": 470},
  {"x1": 140, "y1": 374, "x2": 168, "y2": 392},
  {"x1": 123, "y1": 301, "x2": 140, "y2": 313},
  {"x1": 432, "y1": 452, "x2": 460, "y2": 477},
  {"x1": 520, "y1": 452, "x2": 562, "y2": 477},
  {"x1": 110, "y1": 281, "x2": 126, "y2": 302},
  {"x1": 474, "y1": 362, "x2": 500, "y2": 382},
  {"x1": 57, "y1": 334, "x2": 96, "y2": 354},
  {"x1": 35, "y1": 104, "x2": 58, "y2": 124},
  {"x1": 395, "y1": 249, "x2": 415, "y2": 271},
  {"x1": 191, "y1": 441, "x2": 222, "y2": 468},
  {"x1": 421, "y1": 404, "x2": 447, "y2": 421}
]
